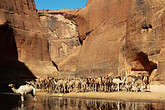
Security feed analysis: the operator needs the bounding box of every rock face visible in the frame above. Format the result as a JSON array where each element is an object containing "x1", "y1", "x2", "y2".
[
  {"x1": 123, "y1": 0, "x2": 164, "y2": 84},
  {"x1": 38, "y1": 9, "x2": 81, "y2": 75},
  {"x1": 2, "y1": 0, "x2": 164, "y2": 84},
  {"x1": 75, "y1": 0, "x2": 132, "y2": 77},
  {"x1": 75, "y1": 0, "x2": 165, "y2": 84},
  {"x1": 0, "y1": 0, "x2": 57, "y2": 82}
]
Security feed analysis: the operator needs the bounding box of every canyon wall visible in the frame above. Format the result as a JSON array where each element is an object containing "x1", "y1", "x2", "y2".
[
  {"x1": 123, "y1": 0, "x2": 165, "y2": 84},
  {"x1": 0, "y1": 0, "x2": 57, "y2": 82},
  {"x1": 1, "y1": 0, "x2": 165, "y2": 84},
  {"x1": 38, "y1": 9, "x2": 81, "y2": 76},
  {"x1": 75, "y1": 0, "x2": 165, "y2": 84},
  {"x1": 75, "y1": 0, "x2": 132, "y2": 77}
]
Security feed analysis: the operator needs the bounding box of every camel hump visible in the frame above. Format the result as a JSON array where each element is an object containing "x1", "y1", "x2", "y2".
[{"x1": 26, "y1": 84, "x2": 30, "y2": 87}]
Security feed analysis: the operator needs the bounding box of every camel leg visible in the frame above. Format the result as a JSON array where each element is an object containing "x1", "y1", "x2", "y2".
[
  {"x1": 21, "y1": 95, "x2": 24, "y2": 102},
  {"x1": 104, "y1": 85, "x2": 107, "y2": 92},
  {"x1": 118, "y1": 83, "x2": 120, "y2": 92},
  {"x1": 55, "y1": 86, "x2": 58, "y2": 93},
  {"x1": 109, "y1": 85, "x2": 111, "y2": 92},
  {"x1": 69, "y1": 88, "x2": 71, "y2": 93},
  {"x1": 108, "y1": 85, "x2": 110, "y2": 92},
  {"x1": 34, "y1": 95, "x2": 37, "y2": 101},
  {"x1": 102, "y1": 85, "x2": 104, "y2": 92},
  {"x1": 144, "y1": 84, "x2": 147, "y2": 91},
  {"x1": 58, "y1": 87, "x2": 60, "y2": 93},
  {"x1": 21, "y1": 103, "x2": 24, "y2": 108},
  {"x1": 64, "y1": 86, "x2": 66, "y2": 93},
  {"x1": 31, "y1": 93, "x2": 37, "y2": 101},
  {"x1": 95, "y1": 84, "x2": 97, "y2": 92},
  {"x1": 31, "y1": 89, "x2": 37, "y2": 101}
]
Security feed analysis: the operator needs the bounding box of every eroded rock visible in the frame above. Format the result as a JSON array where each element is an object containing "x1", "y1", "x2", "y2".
[{"x1": 38, "y1": 9, "x2": 81, "y2": 75}]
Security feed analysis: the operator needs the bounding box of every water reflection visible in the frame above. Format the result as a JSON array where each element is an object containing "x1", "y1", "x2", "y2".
[
  {"x1": 40, "y1": 97, "x2": 164, "y2": 110},
  {"x1": 0, "y1": 93, "x2": 164, "y2": 110},
  {"x1": 12, "y1": 102, "x2": 36, "y2": 110}
]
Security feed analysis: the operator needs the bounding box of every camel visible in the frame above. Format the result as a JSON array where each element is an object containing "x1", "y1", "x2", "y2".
[
  {"x1": 112, "y1": 76, "x2": 124, "y2": 92},
  {"x1": 74, "y1": 79, "x2": 81, "y2": 92},
  {"x1": 124, "y1": 75, "x2": 136, "y2": 91},
  {"x1": 80, "y1": 78, "x2": 87, "y2": 92},
  {"x1": 142, "y1": 74, "x2": 150, "y2": 91},
  {"x1": 8, "y1": 83, "x2": 37, "y2": 102},
  {"x1": 67, "y1": 79, "x2": 75, "y2": 92},
  {"x1": 100, "y1": 76, "x2": 107, "y2": 92},
  {"x1": 93, "y1": 76, "x2": 103, "y2": 92},
  {"x1": 56, "y1": 79, "x2": 67, "y2": 93},
  {"x1": 132, "y1": 78, "x2": 145, "y2": 92},
  {"x1": 104, "y1": 77, "x2": 113, "y2": 92},
  {"x1": 85, "y1": 77, "x2": 93, "y2": 92}
]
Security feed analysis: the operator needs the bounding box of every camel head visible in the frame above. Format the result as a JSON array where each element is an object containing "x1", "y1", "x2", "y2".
[
  {"x1": 8, "y1": 84, "x2": 14, "y2": 87},
  {"x1": 25, "y1": 81, "x2": 31, "y2": 84}
]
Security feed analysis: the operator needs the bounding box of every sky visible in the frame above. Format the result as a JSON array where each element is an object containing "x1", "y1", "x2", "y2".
[{"x1": 34, "y1": 0, "x2": 87, "y2": 9}]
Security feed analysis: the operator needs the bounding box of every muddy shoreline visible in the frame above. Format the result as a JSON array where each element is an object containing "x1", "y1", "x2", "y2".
[{"x1": 36, "y1": 91, "x2": 165, "y2": 103}]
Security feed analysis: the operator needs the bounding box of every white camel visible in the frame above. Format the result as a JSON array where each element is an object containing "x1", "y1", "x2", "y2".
[
  {"x1": 112, "y1": 77, "x2": 125, "y2": 92},
  {"x1": 8, "y1": 83, "x2": 37, "y2": 102}
]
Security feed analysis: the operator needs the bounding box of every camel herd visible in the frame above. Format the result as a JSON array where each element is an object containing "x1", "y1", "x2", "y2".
[{"x1": 33, "y1": 74, "x2": 150, "y2": 93}]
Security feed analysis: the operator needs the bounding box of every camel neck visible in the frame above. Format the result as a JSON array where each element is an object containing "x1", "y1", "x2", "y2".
[{"x1": 11, "y1": 87, "x2": 18, "y2": 93}]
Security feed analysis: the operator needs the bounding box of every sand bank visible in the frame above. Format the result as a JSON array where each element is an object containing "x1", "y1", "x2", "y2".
[
  {"x1": 36, "y1": 85, "x2": 165, "y2": 102},
  {"x1": 37, "y1": 91, "x2": 165, "y2": 102}
]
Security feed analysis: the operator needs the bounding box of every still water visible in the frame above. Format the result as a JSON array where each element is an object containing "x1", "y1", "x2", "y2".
[{"x1": 0, "y1": 93, "x2": 165, "y2": 110}]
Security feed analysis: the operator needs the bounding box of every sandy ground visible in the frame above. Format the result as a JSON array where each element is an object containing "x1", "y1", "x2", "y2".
[
  {"x1": 36, "y1": 85, "x2": 165, "y2": 102},
  {"x1": 36, "y1": 91, "x2": 165, "y2": 102},
  {"x1": 150, "y1": 85, "x2": 165, "y2": 93}
]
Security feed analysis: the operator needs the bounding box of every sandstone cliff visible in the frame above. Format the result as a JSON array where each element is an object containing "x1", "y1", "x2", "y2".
[
  {"x1": 75, "y1": 0, "x2": 132, "y2": 76},
  {"x1": 0, "y1": 0, "x2": 57, "y2": 82},
  {"x1": 75, "y1": 0, "x2": 165, "y2": 84},
  {"x1": 38, "y1": 9, "x2": 81, "y2": 75},
  {"x1": 2, "y1": 0, "x2": 164, "y2": 84}
]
